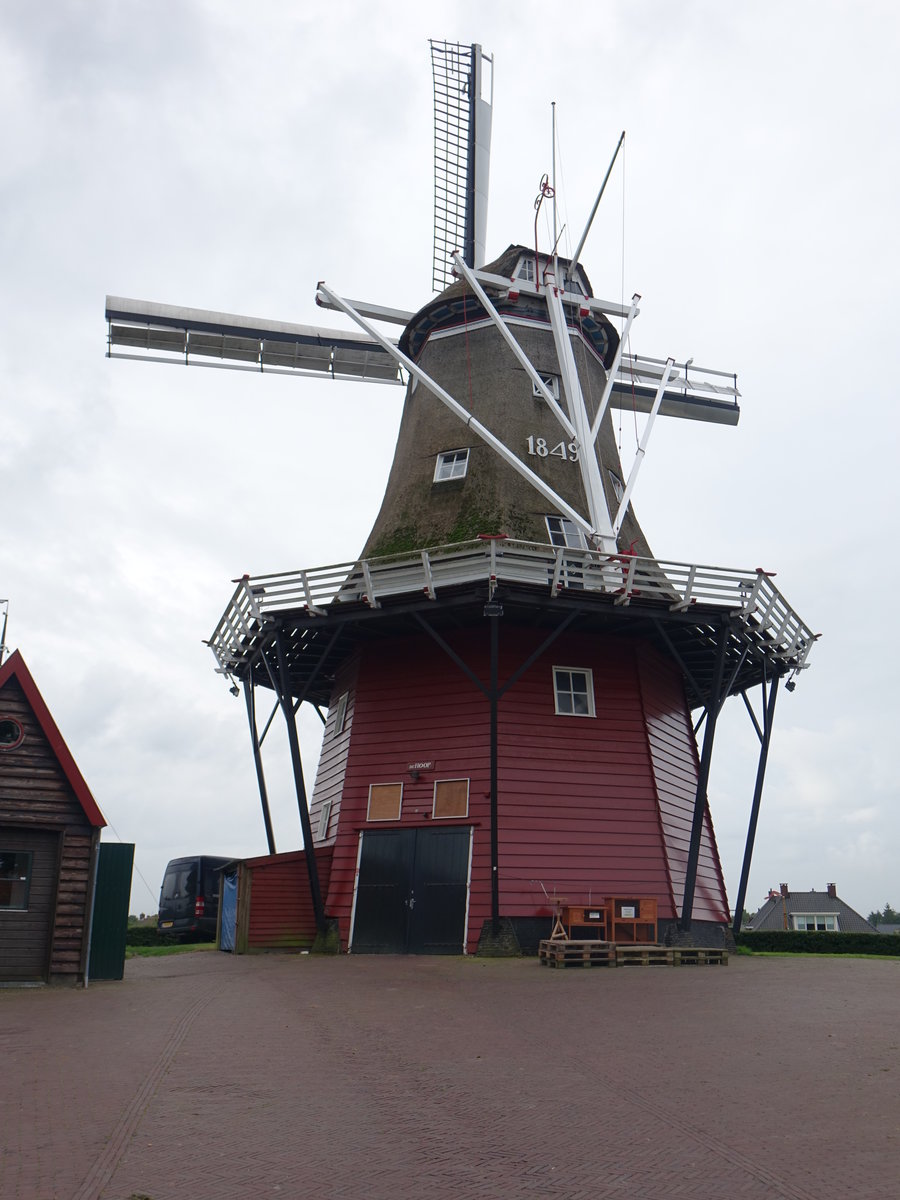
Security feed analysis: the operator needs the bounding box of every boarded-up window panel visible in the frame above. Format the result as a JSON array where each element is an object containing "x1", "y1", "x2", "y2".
[
  {"x1": 367, "y1": 783, "x2": 402, "y2": 821},
  {"x1": 433, "y1": 779, "x2": 469, "y2": 819}
]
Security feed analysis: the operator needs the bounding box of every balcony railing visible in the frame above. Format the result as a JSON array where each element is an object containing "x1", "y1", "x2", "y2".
[{"x1": 208, "y1": 538, "x2": 816, "y2": 679}]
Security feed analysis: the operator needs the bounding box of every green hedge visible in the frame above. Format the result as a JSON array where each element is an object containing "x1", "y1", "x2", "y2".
[
  {"x1": 125, "y1": 925, "x2": 178, "y2": 947},
  {"x1": 737, "y1": 930, "x2": 900, "y2": 955}
]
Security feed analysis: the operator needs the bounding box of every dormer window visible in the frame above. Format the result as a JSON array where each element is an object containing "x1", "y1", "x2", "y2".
[
  {"x1": 561, "y1": 273, "x2": 585, "y2": 297},
  {"x1": 434, "y1": 449, "x2": 469, "y2": 482},
  {"x1": 516, "y1": 256, "x2": 536, "y2": 283}
]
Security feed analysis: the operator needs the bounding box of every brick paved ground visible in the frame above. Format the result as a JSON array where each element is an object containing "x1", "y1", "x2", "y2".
[{"x1": 1, "y1": 950, "x2": 898, "y2": 1199}]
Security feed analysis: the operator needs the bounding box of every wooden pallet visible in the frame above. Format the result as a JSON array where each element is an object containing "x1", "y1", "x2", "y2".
[
  {"x1": 615, "y1": 945, "x2": 673, "y2": 967},
  {"x1": 539, "y1": 939, "x2": 616, "y2": 968},
  {"x1": 671, "y1": 948, "x2": 728, "y2": 966}
]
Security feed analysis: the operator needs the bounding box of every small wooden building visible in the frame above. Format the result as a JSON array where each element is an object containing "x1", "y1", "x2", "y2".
[
  {"x1": 220, "y1": 847, "x2": 333, "y2": 954},
  {"x1": 0, "y1": 651, "x2": 106, "y2": 984}
]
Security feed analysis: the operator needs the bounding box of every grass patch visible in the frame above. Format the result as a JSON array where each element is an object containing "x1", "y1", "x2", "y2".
[
  {"x1": 126, "y1": 942, "x2": 218, "y2": 959},
  {"x1": 735, "y1": 946, "x2": 900, "y2": 961}
]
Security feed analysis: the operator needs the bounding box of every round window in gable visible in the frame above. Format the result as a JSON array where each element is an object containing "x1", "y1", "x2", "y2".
[{"x1": 0, "y1": 717, "x2": 24, "y2": 750}]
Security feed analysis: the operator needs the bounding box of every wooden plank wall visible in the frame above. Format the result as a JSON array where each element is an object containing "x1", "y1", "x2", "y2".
[
  {"x1": 308, "y1": 653, "x2": 359, "y2": 846},
  {"x1": 0, "y1": 677, "x2": 97, "y2": 981},
  {"x1": 323, "y1": 627, "x2": 720, "y2": 951},
  {"x1": 0, "y1": 825, "x2": 60, "y2": 979},
  {"x1": 245, "y1": 847, "x2": 333, "y2": 950},
  {"x1": 636, "y1": 644, "x2": 730, "y2": 923}
]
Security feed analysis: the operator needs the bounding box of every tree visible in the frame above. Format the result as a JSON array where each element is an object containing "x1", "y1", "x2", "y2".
[{"x1": 867, "y1": 903, "x2": 900, "y2": 926}]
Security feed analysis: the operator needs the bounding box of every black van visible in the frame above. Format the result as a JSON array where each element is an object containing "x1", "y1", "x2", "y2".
[{"x1": 157, "y1": 855, "x2": 231, "y2": 940}]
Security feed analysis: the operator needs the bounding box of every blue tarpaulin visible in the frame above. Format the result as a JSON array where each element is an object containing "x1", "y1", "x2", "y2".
[{"x1": 220, "y1": 868, "x2": 238, "y2": 952}]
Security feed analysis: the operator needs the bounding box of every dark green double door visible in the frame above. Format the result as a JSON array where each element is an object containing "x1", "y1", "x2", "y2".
[{"x1": 351, "y1": 827, "x2": 471, "y2": 954}]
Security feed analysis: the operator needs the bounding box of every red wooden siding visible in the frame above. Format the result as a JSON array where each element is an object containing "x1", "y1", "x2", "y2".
[
  {"x1": 308, "y1": 653, "x2": 359, "y2": 846},
  {"x1": 495, "y1": 636, "x2": 668, "y2": 924},
  {"x1": 0, "y1": 659, "x2": 102, "y2": 982},
  {"x1": 321, "y1": 629, "x2": 491, "y2": 951},
  {"x1": 244, "y1": 846, "x2": 333, "y2": 950},
  {"x1": 318, "y1": 624, "x2": 730, "y2": 950},
  {"x1": 636, "y1": 644, "x2": 730, "y2": 923}
]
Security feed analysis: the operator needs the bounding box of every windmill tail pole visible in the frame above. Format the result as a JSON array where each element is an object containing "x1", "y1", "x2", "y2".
[
  {"x1": 570, "y1": 130, "x2": 625, "y2": 270},
  {"x1": 0, "y1": 600, "x2": 8, "y2": 664}
]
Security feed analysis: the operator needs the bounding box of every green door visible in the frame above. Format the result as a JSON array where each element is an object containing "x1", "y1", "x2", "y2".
[{"x1": 88, "y1": 843, "x2": 134, "y2": 981}]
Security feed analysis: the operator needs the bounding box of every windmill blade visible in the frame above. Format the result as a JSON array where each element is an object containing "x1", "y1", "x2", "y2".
[
  {"x1": 430, "y1": 40, "x2": 493, "y2": 292},
  {"x1": 105, "y1": 296, "x2": 404, "y2": 384},
  {"x1": 611, "y1": 355, "x2": 740, "y2": 425}
]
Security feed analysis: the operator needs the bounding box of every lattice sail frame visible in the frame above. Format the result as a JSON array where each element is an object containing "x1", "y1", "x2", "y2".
[{"x1": 430, "y1": 40, "x2": 492, "y2": 292}]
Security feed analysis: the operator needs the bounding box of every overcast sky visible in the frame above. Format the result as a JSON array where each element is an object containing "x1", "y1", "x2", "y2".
[{"x1": 2, "y1": 1, "x2": 898, "y2": 921}]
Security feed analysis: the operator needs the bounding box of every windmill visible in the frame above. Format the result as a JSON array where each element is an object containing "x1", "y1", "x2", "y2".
[{"x1": 106, "y1": 41, "x2": 815, "y2": 954}]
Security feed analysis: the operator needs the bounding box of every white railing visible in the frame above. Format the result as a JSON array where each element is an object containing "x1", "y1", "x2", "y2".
[{"x1": 207, "y1": 539, "x2": 817, "y2": 677}]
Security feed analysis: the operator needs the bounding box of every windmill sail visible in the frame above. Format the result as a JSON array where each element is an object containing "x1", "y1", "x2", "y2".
[{"x1": 430, "y1": 40, "x2": 493, "y2": 291}]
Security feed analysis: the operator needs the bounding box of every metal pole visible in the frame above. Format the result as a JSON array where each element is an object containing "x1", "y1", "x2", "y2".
[
  {"x1": 0, "y1": 599, "x2": 8, "y2": 664},
  {"x1": 552, "y1": 101, "x2": 558, "y2": 285},
  {"x1": 570, "y1": 130, "x2": 625, "y2": 268},
  {"x1": 680, "y1": 623, "x2": 729, "y2": 931},
  {"x1": 244, "y1": 679, "x2": 277, "y2": 855},
  {"x1": 273, "y1": 629, "x2": 325, "y2": 934},
  {"x1": 489, "y1": 605, "x2": 500, "y2": 934},
  {"x1": 731, "y1": 676, "x2": 780, "y2": 938}
]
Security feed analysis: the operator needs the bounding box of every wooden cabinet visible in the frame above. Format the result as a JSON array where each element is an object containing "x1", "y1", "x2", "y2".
[
  {"x1": 563, "y1": 904, "x2": 608, "y2": 941},
  {"x1": 608, "y1": 897, "x2": 657, "y2": 944},
  {"x1": 555, "y1": 897, "x2": 658, "y2": 943}
]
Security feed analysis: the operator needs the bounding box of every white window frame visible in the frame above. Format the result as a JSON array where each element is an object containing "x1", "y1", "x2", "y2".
[
  {"x1": 432, "y1": 778, "x2": 470, "y2": 820},
  {"x1": 434, "y1": 448, "x2": 470, "y2": 483},
  {"x1": 792, "y1": 913, "x2": 839, "y2": 932},
  {"x1": 317, "y1": 799, "x2": 333, "y2": 840},
  {"x1": 332, "y1": 692, "x2": 348, "y2": 734},
  {"x1": 546, "y1": 515, "x2": 588, "y2": 550},
  {"x1": 516, "y1": 255, "x2": 536, "y2": 283},
  {"x1": 366, "y1": 782, "x2": 404, "y2": 822},
  {"x1": 533, "y1": 373, "x2": 560, "y2": 400},
  {"x1": 607, "y1": 469, "x2": 625, "y2": 504},
  {"x1": 553, "y1": 666, "x2": 596, "y2": 718}
]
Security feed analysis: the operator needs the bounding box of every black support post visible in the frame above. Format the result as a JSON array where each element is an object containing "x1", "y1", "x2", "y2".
[
  {"x1": 732, "y1": 675, "x2": 780, "y2": 938},
  {"x1": 244, "y1": 679, "x2": 277, "y2": 856},
  {"x1": 273, "y1": 630, "x2": 326, "y2": 934},
  {"x1": 489, "y1": 606, "x2": 500, "y2": 934},
  {"x1": 680, "y1": 623, "x2": 729, "y2": 931}
]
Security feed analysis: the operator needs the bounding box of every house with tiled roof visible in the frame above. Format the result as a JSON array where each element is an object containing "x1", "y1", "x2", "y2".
[{"x1": 748, "y1": 883, "x2": 876, "y2": 933}]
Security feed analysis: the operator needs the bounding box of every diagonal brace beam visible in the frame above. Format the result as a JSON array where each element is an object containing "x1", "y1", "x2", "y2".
[{"x1": 317, "y1": 282, "x2": 593, "y2": 539}]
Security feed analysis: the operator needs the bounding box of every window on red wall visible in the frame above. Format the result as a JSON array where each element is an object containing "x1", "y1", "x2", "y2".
[
  {"x1": 331, "y1": 693, "x2": 349, "y2": 734},
  {"x1": 553, "y1": 667, "x2": 595, "y2": 717},
  {"x1": 433, "y1": 779, "x2": 469, "y2": 819},
  {"x1": 367, "y1": 783, "x2": 403, "y2": 821}
]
